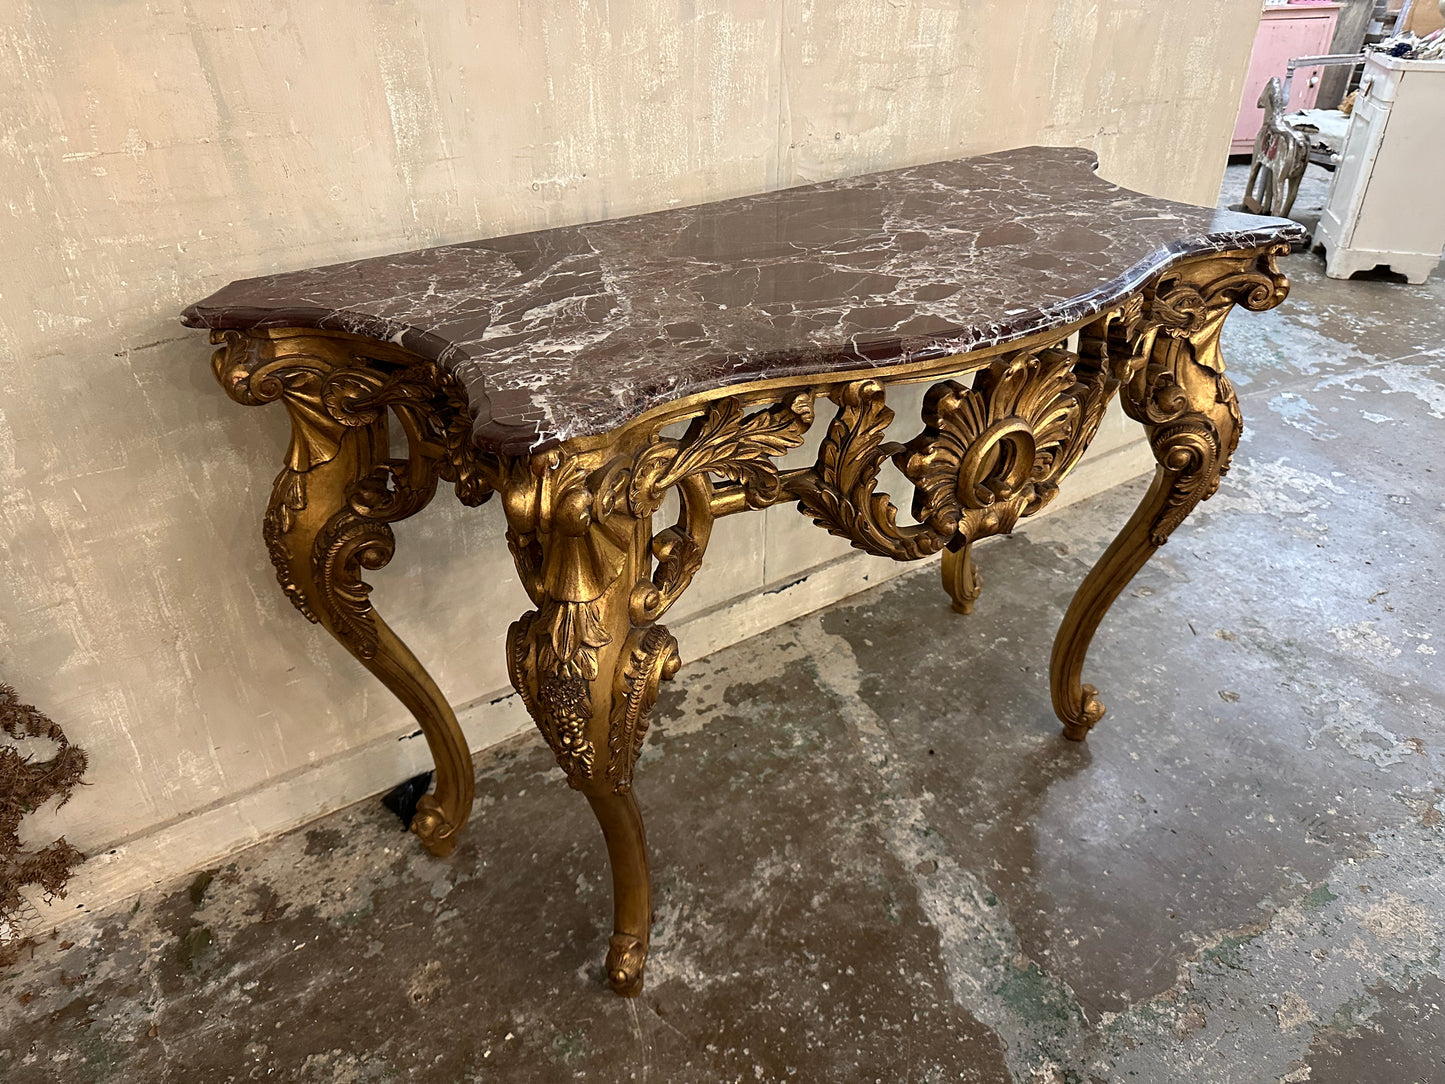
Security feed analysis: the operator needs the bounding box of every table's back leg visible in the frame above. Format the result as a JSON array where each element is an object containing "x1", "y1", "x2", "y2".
[
  {"x1": 269, "y1": 430, "x2": 475, "y2": 858},
  {"x1": 941, "y1": 539, "x2": 983, "y2": 614},
  {"x1": 215, "y1": 331, "x2": 475, "y2": 856},
  {"x1": 1048, "y1": 256, "x2": 1282, "y2": 740}
]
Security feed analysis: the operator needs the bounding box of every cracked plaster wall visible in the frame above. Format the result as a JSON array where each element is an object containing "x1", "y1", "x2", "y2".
[{"x1": 0, "y1": 0, "x2": 1263, "y2": 922}]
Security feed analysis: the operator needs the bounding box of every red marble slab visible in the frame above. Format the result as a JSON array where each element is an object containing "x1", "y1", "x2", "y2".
[{"x1": 182, "y1": 147, "x2": 1304, "y2": 454}]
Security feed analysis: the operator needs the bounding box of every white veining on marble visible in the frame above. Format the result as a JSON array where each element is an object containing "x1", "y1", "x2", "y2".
[{"x1": 181, "y1": 146, "x2": 1304, "y2": 452}]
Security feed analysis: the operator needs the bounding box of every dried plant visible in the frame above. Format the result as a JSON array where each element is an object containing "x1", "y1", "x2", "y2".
[{"x1": 1, "y1": 683, "x2": 88, "y2": 963}]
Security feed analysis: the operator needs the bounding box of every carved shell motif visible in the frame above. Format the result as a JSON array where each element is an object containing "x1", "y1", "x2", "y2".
[{"x1": 901, "y1": 347, "x2": 1085, "y2": 543}]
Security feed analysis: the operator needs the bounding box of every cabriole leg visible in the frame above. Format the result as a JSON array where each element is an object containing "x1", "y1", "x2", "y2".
[
  {"x1": 285, "y1": 487, "x2": 474, "y2": 856},
  {"x1": 941, "y1": 539, "x2": 983, "y2": 615},
  {"x1": 214, "y1": 330, "x2": 475, "y2": 856},
  {"x1": 503, "y1": 452, "x2": 683, "y2": 996},
  {"x1": 1049, "y1": 252, "x2": 1289, "y2": 739},
  {"x1": 589, "y1": 791, "x2": 652, "y2": 996},
  {"x1": 1048, "y1": 454, "x2": 1222, "y2": 741}
]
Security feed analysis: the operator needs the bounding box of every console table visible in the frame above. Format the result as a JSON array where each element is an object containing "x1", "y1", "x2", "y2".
[{"x1": 182, "y1": 147, "x2": 1304, "y2": 996}]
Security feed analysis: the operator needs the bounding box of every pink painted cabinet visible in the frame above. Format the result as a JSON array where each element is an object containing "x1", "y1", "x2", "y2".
[{"x1": 1232, "y1": 3, "x2": 1343, "y2": 153}]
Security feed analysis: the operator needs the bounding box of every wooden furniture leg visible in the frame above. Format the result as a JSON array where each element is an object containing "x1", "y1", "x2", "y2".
[
  {"x1": 942, "y1": 540, "x2": 983, "y2": 614},
  {"x1": 501, "y1": 450, "x2": 683, "y2": 995},
  {"x1": 499, "y1": 398, "x2": 811, "y2": 994},
  {"x1": 588, "y1": 791, "x2": 653, "y2": 995},
  {"x1": 1050, "y1": 253, "x2": 1288, "y2": 740},
  {"x1": 213, "y1": 330, "x2": 476, "y2": 856}
]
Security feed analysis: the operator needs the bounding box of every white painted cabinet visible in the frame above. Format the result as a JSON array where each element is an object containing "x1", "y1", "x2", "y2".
[{"x1": 1317, "y1": 52, "x2": 1445, "y2": 284}]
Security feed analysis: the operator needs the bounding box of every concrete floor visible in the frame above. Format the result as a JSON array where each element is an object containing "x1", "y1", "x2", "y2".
[{"x1": 4, "y1": 166, "x2": 1444, "y2": 1082}]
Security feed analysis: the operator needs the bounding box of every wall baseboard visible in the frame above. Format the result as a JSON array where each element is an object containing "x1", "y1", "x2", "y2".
[{"x1": 21, "y1": 439, "x2": 1153, "y2": 935}]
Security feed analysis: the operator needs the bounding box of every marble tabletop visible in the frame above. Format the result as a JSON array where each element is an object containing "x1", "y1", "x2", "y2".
[{"x1": 182, "y1": 146, "x2": 1305, "y2": 454}]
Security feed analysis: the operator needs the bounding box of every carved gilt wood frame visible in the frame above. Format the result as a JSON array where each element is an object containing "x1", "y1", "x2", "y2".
[{"x1": 210, "y1": 247, "x2": 1289, "y2": 995}]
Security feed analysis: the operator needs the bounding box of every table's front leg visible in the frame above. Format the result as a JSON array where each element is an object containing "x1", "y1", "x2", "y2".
[
  {"x1": 500, "y1": 452, "x2": 680, "y2": 996},
  {"x1": 1050, "y1": 253, "x2": 1289, "y2": 739},
  {"x1": 213, "y1": 331, "x2": 475, "y2": 856},
  {"x1": 501, "y1": 396, "x2": 812, "y2": 996}
]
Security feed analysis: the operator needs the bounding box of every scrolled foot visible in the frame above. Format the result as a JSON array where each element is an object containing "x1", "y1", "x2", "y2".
[
  {"x1": 409, "y1": 795, "x2": 459, "y2": 857},
  {"x1": 606, "y1": 932, "x2": 648, "y2": 996},
  {"x1": 1060, "y1": 683, "x2": 1106, "y2": 741}
]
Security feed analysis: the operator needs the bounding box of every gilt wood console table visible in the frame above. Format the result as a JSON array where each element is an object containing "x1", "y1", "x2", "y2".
[{"x1": 182, "y1": 147, "x2": 1304, "y2": 996}]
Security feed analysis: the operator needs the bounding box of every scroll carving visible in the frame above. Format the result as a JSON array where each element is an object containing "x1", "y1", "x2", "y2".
[
  {"x1": 505, "y1": 394, "x2": 812, "y2": 790},
  {"x1": 788, "y1": 341, "x2": 1116, "y2": 561},
  {"x1": 215, "y1": 331, "x2": 354, "y2": 624},
  {"x1": 313, "y1": 505, "x2": 398, "y2": 659},
  {"x1": 613, "y1": 393, "x2": 815, "y2": 626},
  {"x1": 1052, "y1": 247, "x2": 1290, "y2": 741},
  {"x1": 1117, "y1": 251, "x2": 1288, "y2": 545},
  {"x1": 624, "y1": 393, "x2": 816, "y2": 517},
  {"x1": 609, "y1": 626, "x2": 682, "y2": 792},
  {"x1": 793, "y1": 380, "x2": 936, "y2": 559},
  {"x1": 211, "y1": 328, "x2": 494, "y2": 857},
  {"x1": 263, "y1": 474, "x2": 317, "y2": 622},
  {"x1": 212, "y1": 331, "x2": 501, "y2": 644}
]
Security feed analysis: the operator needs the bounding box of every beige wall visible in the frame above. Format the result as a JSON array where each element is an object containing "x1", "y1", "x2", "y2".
[{"x1": 0, "y1": 0, "x2": 1262, "y2": 923}]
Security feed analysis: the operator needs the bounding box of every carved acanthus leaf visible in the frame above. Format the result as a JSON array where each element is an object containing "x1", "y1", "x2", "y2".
[
  {"x1": 625, "y1": 392, "x2": 814, "y2": 515},
  {"x1": 1147, "y1": 422, "x2": 1227, "y2": 546},
  {"x1": 1150, "y1": 251, "x2": 1290, "y2": 345},
  {"x1": 212, "y1": 332, "x2": 350, "y2": 474},
  {"x1": 793, "y1": 380, "x2": 939, "y2": 560},
  {"x1": 791, "y1": 343, "x2": 1113, "y2": 559},
  {"x1": 631, "y1": 521, "x2": 704, "y2": 627},
  {"x1": 321, "y1": 361, "x2": 500, "y2": 507},
  {"x1": 903, "y1": 348, "x2": 1085, "y2": 536},
  {"x1": 1112, "y1": 258, "x2": 1258, "y2": 548},
  {"x1": 263, "y1": 470, "x2": 317, "y2": 623},
  {"x1": 312, "y1": 504, "x2": 396, "y2": 660},
  {"x1": 608, "y1": 626, "x2": 681, "y2": 792}
]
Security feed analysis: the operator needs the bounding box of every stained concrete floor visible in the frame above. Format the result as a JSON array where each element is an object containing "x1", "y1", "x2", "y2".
[{"x1": 4, "y1": 168, "x2": 1445, "y2": 1083}]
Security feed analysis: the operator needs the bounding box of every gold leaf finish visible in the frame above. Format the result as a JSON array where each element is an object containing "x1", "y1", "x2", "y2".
[
  {"x1": 207, "y1": 249, "x2": 1289, "y2": 997},
  {"x1": 1051, "y1": 247, "x2": 1289, "y2": 739},
  {"x1": 609, "y1": 626, "x2": 682, "y2": 793},
  {"x1": 941, "y1": 541, "x2": 983, "y2": 615},
  {"x1": 210, "y1": 329, "x2": 489, "y2": 858},
  {"x1": 788, "y1": 338, "x2": 1115, "y2": 564}
]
